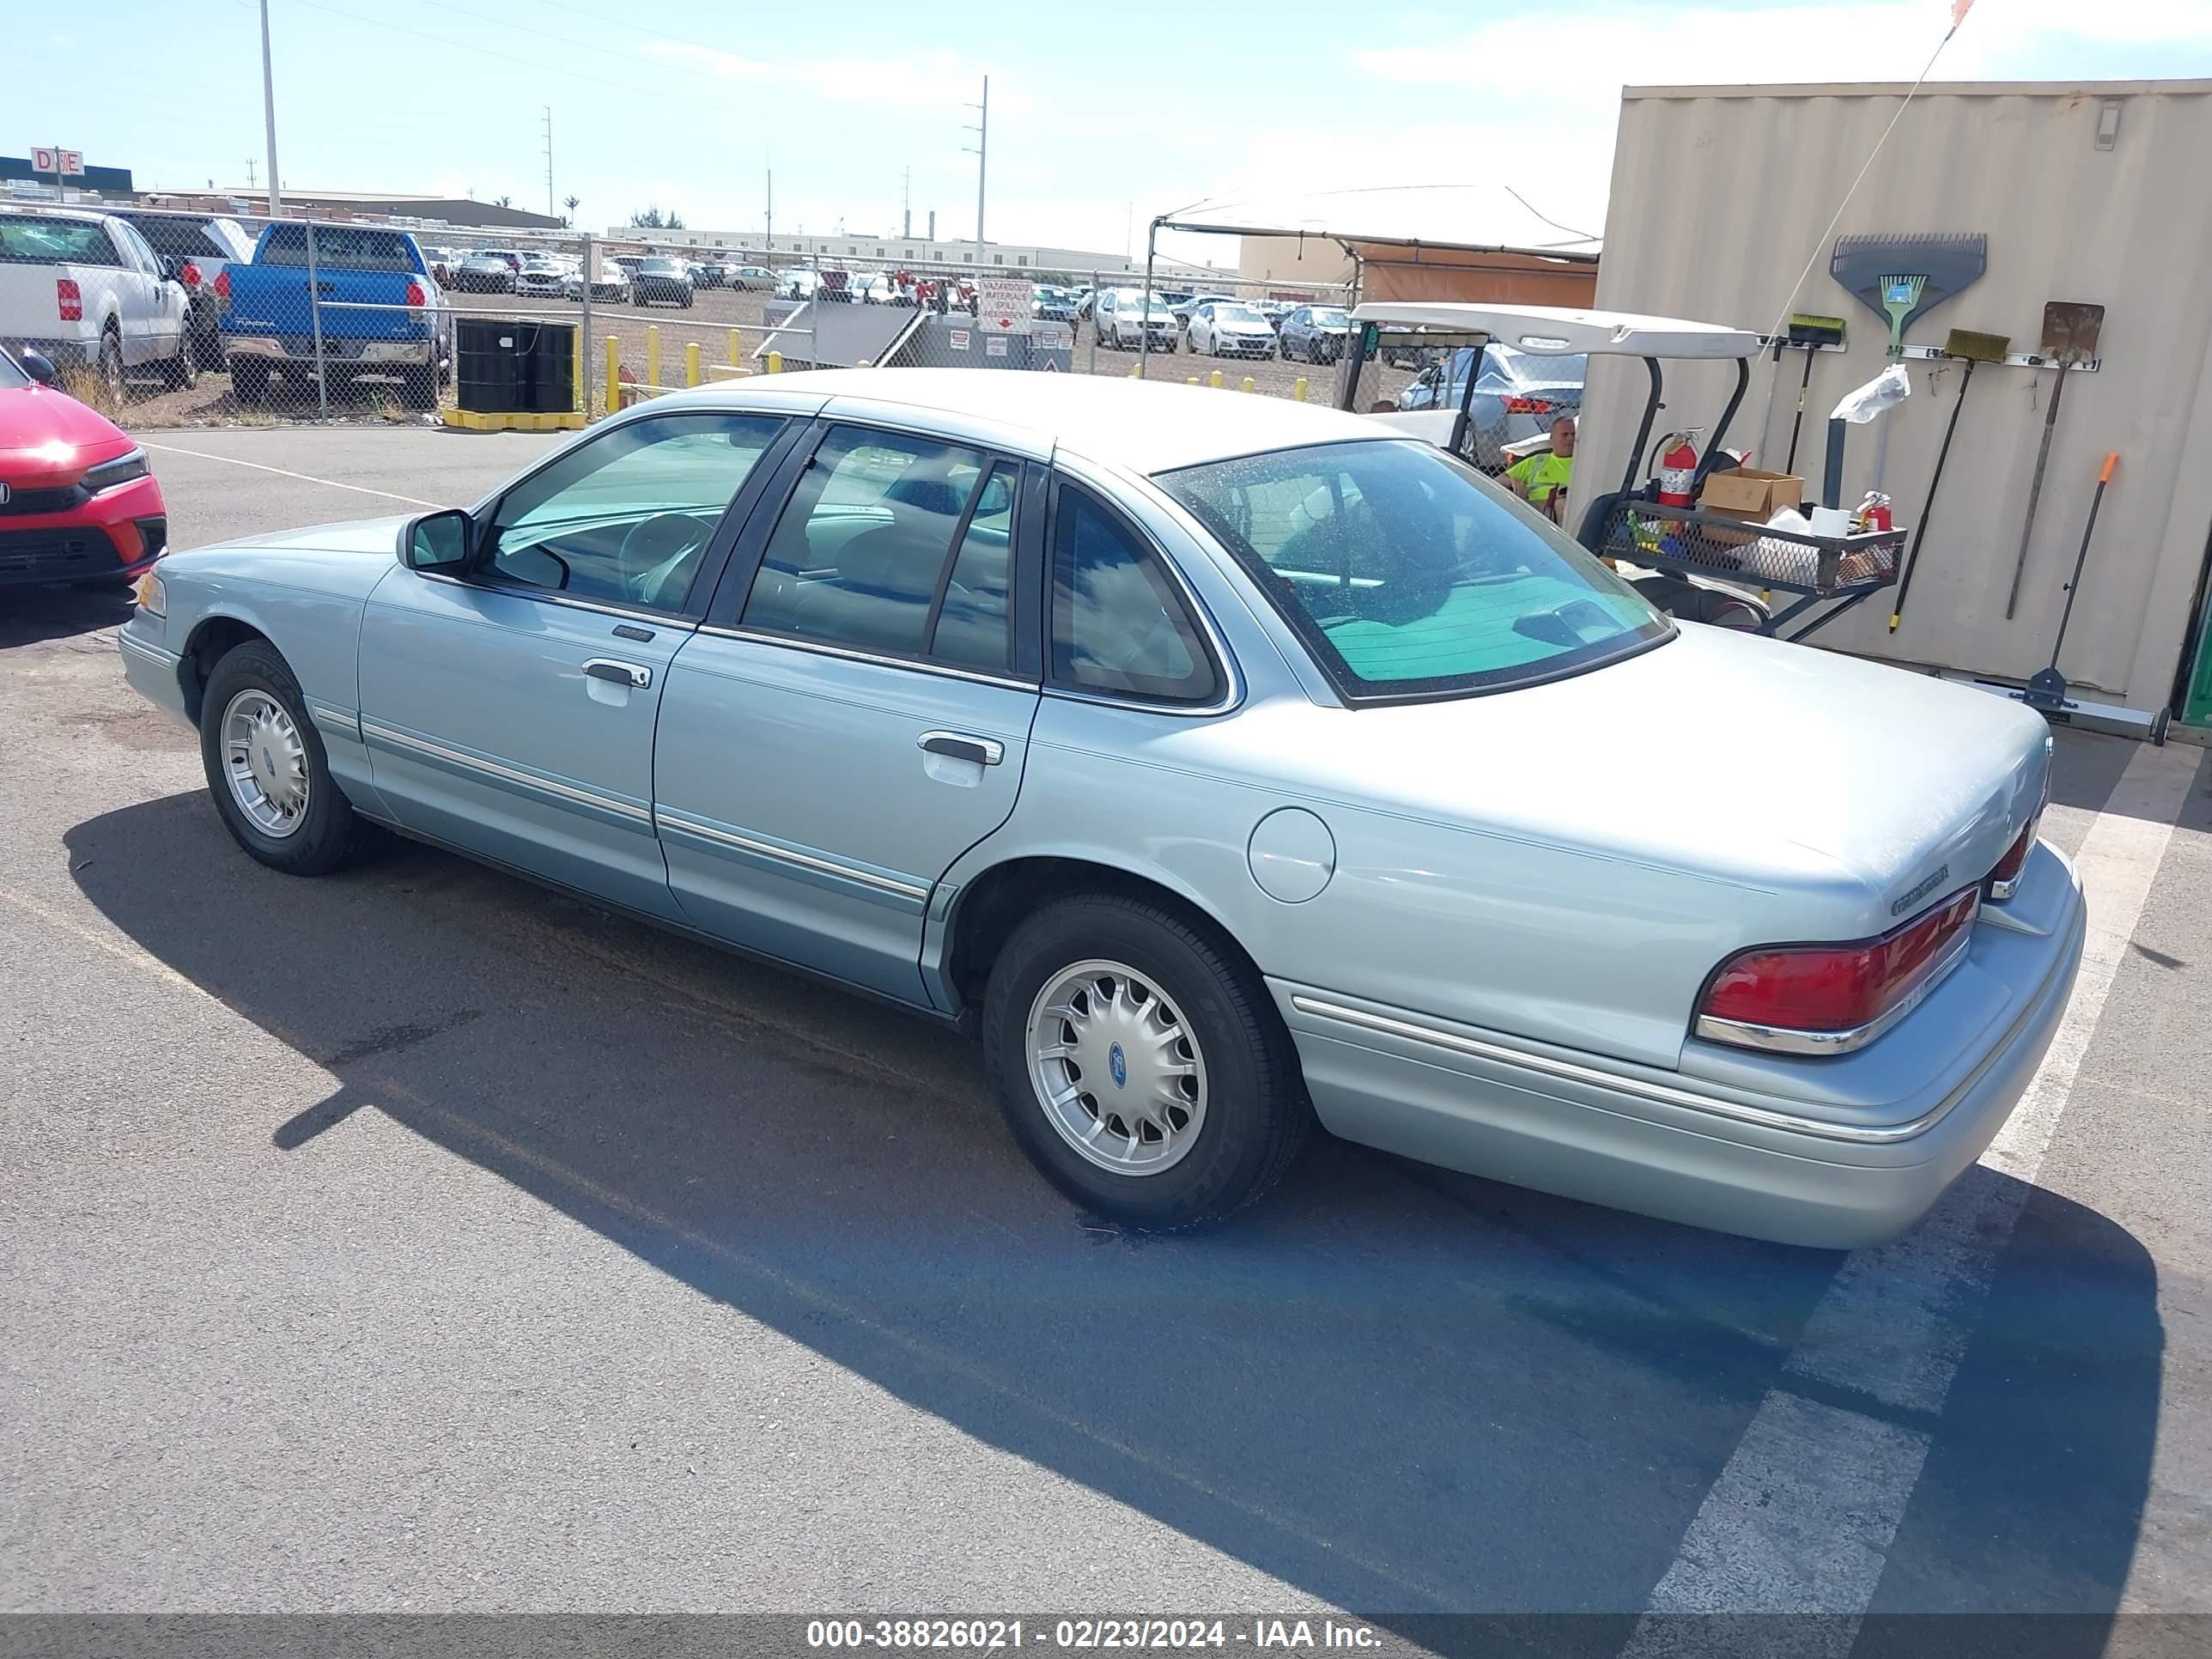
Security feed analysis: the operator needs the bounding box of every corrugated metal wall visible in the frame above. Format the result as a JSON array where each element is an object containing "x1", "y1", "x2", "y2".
[{"x1": 1585, "y1": 80, "x2": 2212, "y2": 711}]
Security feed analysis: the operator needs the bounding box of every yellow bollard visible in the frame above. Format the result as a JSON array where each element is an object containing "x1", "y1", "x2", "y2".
[
  {"x1": 768, "y1": 349, "x2": 783, "y2": 374},
  {"x1": 685, "y1": 342, "x2": 702, "y2": 388},
  {"x1": 647, "y1": 325, "x2": 661, "y2": 388},
  {"x1": 603, "y1": 336, "x2": 619, "y2": 416},
  {"x1": 1185, "y1": 376, "x2": 1198, "y2": 386},
  {"x1": 1241, "y1": 376, "x2": 1255, "y2": 393},
  {"x1": 1208, "y1": 369, "x2": 1224, "y2": 390},
  {"x1": 1294, "y1": 376, "x2": 1308, "y2": 403},
  {"x1": 729, "y1": 328, "x2": 742, "y2": 367}
]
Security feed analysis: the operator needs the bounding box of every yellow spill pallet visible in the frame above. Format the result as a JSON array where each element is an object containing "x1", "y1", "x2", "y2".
[{"x1": 442, "y1": 408, "x2": 587, "y2": 432}]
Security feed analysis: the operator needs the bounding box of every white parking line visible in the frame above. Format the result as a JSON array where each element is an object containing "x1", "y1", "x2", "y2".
[
  {"x1": 137, "y1": 440, "x2": 440, "y2": 507},
  {"x1": 1626, "y1": 738, "x2": 2199, "y2": 1647}
]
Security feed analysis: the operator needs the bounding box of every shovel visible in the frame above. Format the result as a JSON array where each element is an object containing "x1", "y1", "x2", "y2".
[{"x1": 2002, "y1": 301, "x2": 2105, "y2": 619}]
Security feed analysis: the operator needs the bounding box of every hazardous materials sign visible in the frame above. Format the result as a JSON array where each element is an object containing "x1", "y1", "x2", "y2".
[{"x1": 977, "y1": 277, "x2": 1034, "y2": 335}]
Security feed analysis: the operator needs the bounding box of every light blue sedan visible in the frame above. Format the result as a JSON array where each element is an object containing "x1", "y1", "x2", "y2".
[{"x1": 117, "y1": 371, "x2": 2083, "y2": 1246}]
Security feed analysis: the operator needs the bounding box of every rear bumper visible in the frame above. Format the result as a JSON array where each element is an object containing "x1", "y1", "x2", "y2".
[
  {"x1": 1274, "y1": 845, "x2": 2087, "y2": 1249},
  {"x1": 225, "y1": 333, "x2": 436, "y2": 366},
  {"x1": 11, "y1": 337, "x2": 94, "y2": 372}
]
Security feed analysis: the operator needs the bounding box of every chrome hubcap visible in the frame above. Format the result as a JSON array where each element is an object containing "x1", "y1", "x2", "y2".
[
  {"x1": 221, "y1": 689, "x2": 310, "y2": 838},
  {"x1": 1025, "y1": 958, "x2": 1206, "y2": 1176}
]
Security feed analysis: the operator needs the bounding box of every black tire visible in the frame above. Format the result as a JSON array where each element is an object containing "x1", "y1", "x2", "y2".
[
  {"x1": 199, "y1": 640, "x2": 362, "y2": 878},
  {"x1": 232, "y1": 357, "x2": 271, "y2": 404},
  {"x1": 398, "y1": 364, "x2": 438, "y2": 410},
  {"x1": 161, "y1": 339, "x2": 198, "y2": 391},
  {"x1": 982, "y1": 894, "x2": 1312, "y2": 1231},
  {"x1": 96, "y1": 327, "x2": 125, "y2": 398},
  {"x1": 192, "y1": 322, "x2": 225, "y2": 372}
]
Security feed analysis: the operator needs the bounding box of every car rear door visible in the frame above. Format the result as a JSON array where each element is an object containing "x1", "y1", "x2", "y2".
[
  {"x1": 356, "y1": 410, "x2": 805, "y2": 920},
  {"x1": 653, "y1": 412, "x2": 1044, "y2": 1006},
  {"x1": 105, "y1": 222, "x2": 167, "y2": 365}
]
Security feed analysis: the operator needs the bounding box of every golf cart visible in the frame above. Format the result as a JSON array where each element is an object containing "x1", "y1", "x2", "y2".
[{"x1": 1341, "y1": 302, "x2": 1908, "y2": 638}]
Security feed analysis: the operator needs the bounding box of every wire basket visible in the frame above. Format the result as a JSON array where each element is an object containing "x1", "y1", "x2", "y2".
[{"x1": 1590, "y1": 500, "x2": 1904, "y2": 594}]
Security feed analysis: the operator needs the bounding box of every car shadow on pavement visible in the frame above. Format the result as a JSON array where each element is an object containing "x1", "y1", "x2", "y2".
[
  {"x1": 64, "y1": 794, "x2": 2163, "y2": 1647},
  {"x1": 0, "y1": 583, "x2": 135, "y2": 649}
]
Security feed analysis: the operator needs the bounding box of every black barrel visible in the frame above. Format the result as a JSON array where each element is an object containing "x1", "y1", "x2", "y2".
[
  {"x1": 455, "y1": 318, "x2": 527, "y2": 414},
  {"x1": 523, "y1": 323, "x2": 576, "y2": 413}
]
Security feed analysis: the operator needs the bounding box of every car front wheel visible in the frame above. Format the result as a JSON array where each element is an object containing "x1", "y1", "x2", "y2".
[
  {"x1": 982, "y1": 894, "x2": 1312, "y2": 1230},
  {"x1": 199, "y1": 641, "x2": 362, "y2": 877}
]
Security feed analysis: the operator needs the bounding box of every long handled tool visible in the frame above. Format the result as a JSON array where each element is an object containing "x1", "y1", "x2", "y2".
[
  {"x1": 1889, "y1": 326, "x2": 2010, "y2": 630},
  {"x1": 1775, "y1": 313, "x2": 1845, "y2": 474},
  {"x1": 1832, "y1": 233, "x2": 1987, "y2": 356},
  {"x1": 2002, "y1": 300, "x2": 2106, "y2": 618},
  {"x1": 2022, "y1": 452, "x2": 2118, "y2": 714}
]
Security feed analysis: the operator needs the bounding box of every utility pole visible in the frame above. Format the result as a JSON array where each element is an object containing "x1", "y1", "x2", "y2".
[
  {"x1": 902, "y1": 167, "x2": 911, "y2": 240},
  {"x1": 258, "y1": 0, "x2": 283, "y2": 218},
  {"x1": 963, "y1": 76, "x2": 988, "y2": 246},
  {"x1": 245, "y1": 159, "x2": 257, "y2": 190},
  {"x1": 764, "y1": 161, "x2": 774, "y2": 266},
  {"x1": 543, "y1": 106, "x2": 555, "y2": 220}
]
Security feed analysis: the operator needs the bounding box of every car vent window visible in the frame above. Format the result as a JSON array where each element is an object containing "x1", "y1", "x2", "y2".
[{"x1": 1050, "y1": 485, "x2": 1218, "y2": 705}]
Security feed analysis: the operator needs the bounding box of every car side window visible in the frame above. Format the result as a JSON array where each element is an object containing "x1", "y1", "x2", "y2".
[
  {"x1": 485, "y1": 413, "x2": 785, "y2": 611},
  {"x1": 742, "y1": 426, "x2": 1010, "y2": 665},
  {"x1": 113, "y1": 223, "x2": 158, "y2": 276},
  {"x1": 1050, "y1": 484, "x2": 1218, "y2": 704}
]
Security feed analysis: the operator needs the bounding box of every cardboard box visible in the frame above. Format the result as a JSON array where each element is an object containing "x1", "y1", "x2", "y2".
[{"x1": 1698, "y1": 467, "x2": 1805, "y2": 547}]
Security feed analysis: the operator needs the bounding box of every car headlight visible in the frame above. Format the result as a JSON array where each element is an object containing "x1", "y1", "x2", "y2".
[
  {"x1": 133, "y1": 568, "x2": 166, "y2": 617},
  {"x1": 82, "y1": 448, "x2": 150, "y2": 493}
]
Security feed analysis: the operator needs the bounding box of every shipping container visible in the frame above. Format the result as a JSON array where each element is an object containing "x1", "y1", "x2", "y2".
[{"x1": 1584, "y1": 79, "x2": 2212, "y2": 726}]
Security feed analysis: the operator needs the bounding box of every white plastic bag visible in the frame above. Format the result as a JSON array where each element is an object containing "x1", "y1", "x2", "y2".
[
  {"x1": 1754, "y1": 506, "x2": 1821, "y2": 584},
  {"x1": 1829, "y1": 364, "x2": 1911, "y2": 424}
]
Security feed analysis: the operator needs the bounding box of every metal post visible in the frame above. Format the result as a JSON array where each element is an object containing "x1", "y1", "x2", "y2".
[
  {"x1": 1088, "y1": 270, "x2": 1099, "y2": 376},
  {"x1": 258, "y1": 0, "x2": 283, "y2": 220},
  {"x1": 578, "y1": 231, "x2": 594, "y2": 416},
  {"x1": 304, "y1": 219, "x2": 328, "y2": 416},
  {"x1": 974, "y1": 76, "x2": 988, "y2": 245},
  {"x1": 1139, "y1": 221, "x2": 1159, "y2": 379}
]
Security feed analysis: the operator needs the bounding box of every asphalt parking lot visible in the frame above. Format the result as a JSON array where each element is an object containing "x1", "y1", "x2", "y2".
[{"x1": 3, "y1": 425, "x2": 2209, "y2": 1647}]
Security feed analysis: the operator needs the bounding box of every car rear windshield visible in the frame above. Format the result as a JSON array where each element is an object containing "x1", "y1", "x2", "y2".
[
  {"x1": 0, "y1": 217, "x2": 119, "y2": 265},
  {"x1": 1158, "y1": 439, "x2": 1669, "y2": 702},
  {"x1": 259, "y1": 225, "x2": 418, "y2": 271},
  {"x1": 123, "y1": 216, "x2": 231, "y2": 259}
]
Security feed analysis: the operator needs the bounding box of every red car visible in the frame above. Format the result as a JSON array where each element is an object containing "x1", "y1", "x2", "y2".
[{"x1": 0, "y1": 348, "x2": 167, "y2": 589}]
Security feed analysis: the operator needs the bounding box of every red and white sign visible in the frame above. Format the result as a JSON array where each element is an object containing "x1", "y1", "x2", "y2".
[
  {"x1": 977, "y1": 276, "x2": 1034, "y2": 335},
  {"x1": 32, "y1": 148, "x2": 85, "y2": 177}
]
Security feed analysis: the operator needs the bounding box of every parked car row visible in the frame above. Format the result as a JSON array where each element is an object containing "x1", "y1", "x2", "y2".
[{"x1": 0, "y1": 205, "x2": 202, "y2": 395}]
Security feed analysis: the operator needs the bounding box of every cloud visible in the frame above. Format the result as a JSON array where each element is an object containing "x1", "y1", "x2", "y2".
[{"x1": 645, "y1": 41, "x2": 1032, "y2": 114}]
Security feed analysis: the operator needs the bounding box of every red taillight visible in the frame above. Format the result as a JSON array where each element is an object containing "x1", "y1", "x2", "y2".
[
  {"x1": 214, "y1": 268, "x2": 231, "y2": 306},
  {"x1": 1502, "y1": 397, "x2": 1554, "y2": 415},
  {"x1": 1985, "y1": 776, "x2": 2049, "y2": 900},
  {"x1": 404, "y1": 279, "x2": 427, "y2": 308},
  {"x1": 1697, "y1": 887, "x2": 1979, "y2": 1050},
  {"x1": 179, "y1": 261, "x2": 203, "y2": 289},
  {"x1": 56, "y1": 278, "x2": 82, "y2": 322}
]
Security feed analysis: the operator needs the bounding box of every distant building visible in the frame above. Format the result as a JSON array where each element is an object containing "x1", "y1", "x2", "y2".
[
  {"x1": 610, "y1": 227, "x2": 1219, "y2": 279},
  {"x1": 1, "y1": 155, "x2": 134, "y2": 196},
  {"x1": 130, "y1": 186, "x2": 563, "y2": 230}
]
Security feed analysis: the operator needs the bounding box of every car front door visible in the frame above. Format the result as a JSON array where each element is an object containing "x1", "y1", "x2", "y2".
[
  {"x1": 653, "y1": 417, "x2": 1043, "y2": 1005},
  {"x1": 356, "y1": 410, "x2": 800, "y2": 919},
  {"x1": 104, "y1": 222, "x2": 163, "y2": 366}
]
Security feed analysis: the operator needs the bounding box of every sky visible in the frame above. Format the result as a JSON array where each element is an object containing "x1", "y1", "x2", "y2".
[{"x1": 18, "y1": 0, "x2": 2212, "y2": 264}]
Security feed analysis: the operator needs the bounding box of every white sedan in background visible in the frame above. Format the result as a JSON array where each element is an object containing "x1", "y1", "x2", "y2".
[{"x1": 1188, "y1": 301, "x2": 1279, "y2": 359}]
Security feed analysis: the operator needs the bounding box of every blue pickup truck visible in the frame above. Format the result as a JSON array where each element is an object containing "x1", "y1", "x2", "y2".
[{"x1": 216, "y1": 223, "x2": 452, "y2": 408}]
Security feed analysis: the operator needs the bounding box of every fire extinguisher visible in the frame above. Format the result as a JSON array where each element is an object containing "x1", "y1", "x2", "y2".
[{"x1": 1656, "y1": 430, "x2": 1699, "y2": 507}]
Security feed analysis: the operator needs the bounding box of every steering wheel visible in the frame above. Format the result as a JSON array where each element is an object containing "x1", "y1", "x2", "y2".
[{"x1": 617, "y1": 512, "x2": 714, "y2": 605}]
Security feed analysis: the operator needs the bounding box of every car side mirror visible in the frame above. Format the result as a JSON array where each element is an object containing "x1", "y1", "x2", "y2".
[
  {"x1": 20, "y1": 350, "x2": 56, "y2": 386},
  {"x1": 404, "y1": 508, "x2": 474, "y2": 572}
]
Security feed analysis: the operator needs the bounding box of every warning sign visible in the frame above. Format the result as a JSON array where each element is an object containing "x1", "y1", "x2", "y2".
[
  {"x1": 977, "y1": 277, "x2": 1034, "y2": 335},
  {"x1": 949, "y1": 329, "x2": 971, "y2": 351},
  {"x1": 985, "y1": 335, "x2": 1009, "y2": 357}
]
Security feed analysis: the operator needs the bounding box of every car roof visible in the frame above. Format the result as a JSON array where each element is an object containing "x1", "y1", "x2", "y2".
[
  {"x1": 647, "y1": 368, "x2": 1389, "y2": 473},
  {"x1": 0, "y1": 204, "x2": 112, "y2": 224},
  {"x1": 1348, "y1": 301, "x2": 1757, "y2": 360}
]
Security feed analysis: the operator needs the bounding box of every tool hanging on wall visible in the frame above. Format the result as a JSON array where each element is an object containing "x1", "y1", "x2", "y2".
[
  {"x1": 1831, "y1": 233, "x2": 1987, "y2": 356},
  {"x1": 2002, "y1": 300, "x2": 2106, "y2": 619},
  {"x1": 1888, "y1": 326, "x2": 2011, "y2": 631},
  {"x1": 1760, "y1": 313, "x2": 1847, "y2": 476}
]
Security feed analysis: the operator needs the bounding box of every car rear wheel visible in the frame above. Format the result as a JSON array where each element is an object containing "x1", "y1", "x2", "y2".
[
  {"x1": 96, "y1": 328, "x2": 125, "y2": 398},
  {"x1": 982, "y1": 894, "x2": 1312, "y2": 1230},
  {"x1": 231, "y1": 358, "x2": 270, "y2": 404},
  {"x1": 399, "y1": 365, "x2": 438, "y2": 410},
  {"x1": 161, "y1": 338, "x2": 198, "y2": 391},
  {"x1": 199, "y1": 641, "x2": 362, "y2": 877}
]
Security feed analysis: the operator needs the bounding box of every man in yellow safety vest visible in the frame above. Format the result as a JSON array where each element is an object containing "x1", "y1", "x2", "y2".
[{"x1": 1504, "y1": 415, "x2": 1577, "y2": 523}]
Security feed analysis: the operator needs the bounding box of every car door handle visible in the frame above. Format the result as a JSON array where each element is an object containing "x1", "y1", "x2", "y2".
[
  {"x1": 583, "y1": 659, "x2": 652, "y2": 689},
  {"x1": 918, "y1": 732, "x2": 1003, "y2": 766}
]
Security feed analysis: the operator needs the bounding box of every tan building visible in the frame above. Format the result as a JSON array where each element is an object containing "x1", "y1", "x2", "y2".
[
  {"x1": 1239, "y1": 231, "x2": 1599, "y2": 306},
  {"x1": 1583, "y1": 77, "x2": 2212, "y2": 731}
]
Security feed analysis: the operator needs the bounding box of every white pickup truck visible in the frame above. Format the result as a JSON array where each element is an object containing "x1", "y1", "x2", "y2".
[{"x1": 0, "y1": 206, "x2": 195, "y2": 395}]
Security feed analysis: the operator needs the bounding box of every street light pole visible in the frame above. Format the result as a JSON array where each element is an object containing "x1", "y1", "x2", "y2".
[
  {"x1": 963, "y1": 76, "x2": 988, "y2": 246},
  {"x1": 258, "y1": 0, "x2": 283, "y2": 219}
]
